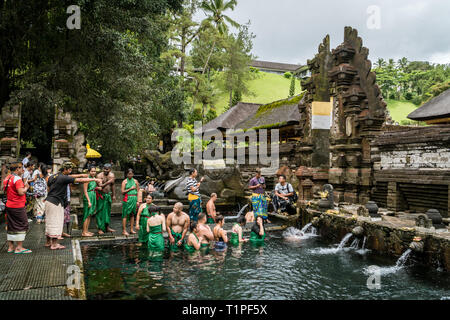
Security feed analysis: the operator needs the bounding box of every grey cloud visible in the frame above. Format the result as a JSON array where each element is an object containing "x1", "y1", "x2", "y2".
[{"x1": 196, "y1": 0, "x2": 450, "y2": 64}]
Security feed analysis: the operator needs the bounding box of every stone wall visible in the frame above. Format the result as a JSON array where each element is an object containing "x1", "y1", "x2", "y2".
[
  {"x1": 301, "y1": 206, "x2": 450, "y2": 272},
  {"x1": 372, "y1": 125, "x2": 450, "y2": 217}
]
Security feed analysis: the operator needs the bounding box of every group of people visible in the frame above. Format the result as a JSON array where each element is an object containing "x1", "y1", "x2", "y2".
[
  {"x1": 3, "y1": 154, "x2": 294, "y2": 255},
  {"x1": 133, "y1": 195, "x2": 266, "y2": 254},
  {"x1": 3, "y1": 158, "x2": 99, "y2": 253}
]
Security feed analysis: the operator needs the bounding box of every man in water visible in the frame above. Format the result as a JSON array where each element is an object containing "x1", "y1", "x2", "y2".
[
  {"x1": 272, "y1": 174, "x2": 296, "y2": 215},
  {"x1": 197, "y1": 212, "x2": 214, "y2": 249},
  {"x1": 96, "y1": 163, "x2": 116, "y2": 235},
  {"x1": 166, "y1": 202, "x2": 190, "y2": 251},
  {"x1": 185, "y1": 168, "x2": 204, "y2": 222},
  {"x1": 248, "y1": 168, "x2": 269, "y2": 222},
  {"x1": 206, "y1": 193, "x2": 217, "y2": 224}
]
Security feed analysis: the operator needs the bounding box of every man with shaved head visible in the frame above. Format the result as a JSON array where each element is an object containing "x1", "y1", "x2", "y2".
[{"x1": 166, "y1": 202, "x2": 190, "y2": 251}]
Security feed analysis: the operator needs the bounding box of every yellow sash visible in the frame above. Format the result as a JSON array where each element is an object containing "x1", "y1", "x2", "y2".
[{"x1": 188, "y1": 194, "x2": 199, "y2": 201}]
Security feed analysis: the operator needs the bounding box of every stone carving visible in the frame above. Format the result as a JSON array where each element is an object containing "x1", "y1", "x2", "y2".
[
  {"x1": 52, "y1": 108, "x2": 86, "y2": 171},
  {"x1": 328, "y1": 27, "x2": 387, "y2": 204},
  {"x1": 318, "y1": 184, "x2": 334, "y2": 210},
  {"x1": 0, "y1": 105, "x2": 21, "y2": 161}
]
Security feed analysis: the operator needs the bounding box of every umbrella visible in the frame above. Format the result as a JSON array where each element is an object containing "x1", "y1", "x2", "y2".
[{"x1": 85, "y1": 144, "x2": 101, "y2": 159}]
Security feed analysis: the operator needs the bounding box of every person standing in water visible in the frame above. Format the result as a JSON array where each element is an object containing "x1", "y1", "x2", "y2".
[
  {"x1": 213, "y1": 214, "x2": 228, "y2": 251},
  {"x1": 96, "y1": 163, "x2": 116, "y2": 235},
  {"x1": 184, "y1": 221, "x2": 203, "y2": 252},
  {"x1": 197, "y1": 212, "x2": 214, "y2": 249},
  {"x1": 166, "y1": 202, "x2": 190, "y2": 251},
  {"x1": 121, "y1": 169, "x2": 139, "y2": 236},
  {"x1": 135, "y1": 194, "x2": 157, "y2": 246},
  {"x1": 206, "y1": 193, "x2": 217, "y2": 224},
  {"x1": 185, "y1": 168, "x2": 204, "y2": 222},
  {"x1": 146, "y1": 206, "x2": 166, "y2": 252},
  {"x1": 230, "y1": 215, "x2": 248, "y2": 246},
  {"x1": 82, "y1": 166, "x2": 98, "y2": 237},
  {"x1": 250, "y1": 216, "x2": 265, "y2": 244}
]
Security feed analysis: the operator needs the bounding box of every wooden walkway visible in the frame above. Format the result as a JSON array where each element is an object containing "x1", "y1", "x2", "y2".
[{"x1": 0, "y1": 220, "x2": 75, "y2": 300}]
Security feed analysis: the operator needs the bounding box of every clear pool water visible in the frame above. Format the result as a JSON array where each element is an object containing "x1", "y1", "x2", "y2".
[{"x1": 81, "y1": 232, "x2": 450, "y2": 300}]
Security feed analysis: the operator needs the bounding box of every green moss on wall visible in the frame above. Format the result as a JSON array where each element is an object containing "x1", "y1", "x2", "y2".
[{"x1": 255, "y1": 91, "x2": 306, "y2": 117}]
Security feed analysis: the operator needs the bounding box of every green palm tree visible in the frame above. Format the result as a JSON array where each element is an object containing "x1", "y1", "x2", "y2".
[
  {"x1": 201, "y1": 0, "x2": 240, "y2": 35},
  {"x1": 199, "y1": 0, "x2": 240, "y2": 74},
  {"x1": 192, "y1": 0, "x2": 240, "y2": 110}
]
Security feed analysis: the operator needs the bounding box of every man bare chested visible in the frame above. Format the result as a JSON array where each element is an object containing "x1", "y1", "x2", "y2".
[
  {"x1": 197, "y1": 212, "x2": 214, "y2": 248},
  {"x1": 166, "y1": 202, "x2": 190, "y2": 250},
  {"x1": 206, "y1": 193, "x2": 217, "y2": 224},
  {"x1": 96, "y1": 164, "x2": 116, "y2": 234}
]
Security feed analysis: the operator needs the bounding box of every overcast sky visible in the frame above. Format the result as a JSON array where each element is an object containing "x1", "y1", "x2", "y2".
[{"x1": 194, "y1": 0, "x2": 450, "y2": 65}]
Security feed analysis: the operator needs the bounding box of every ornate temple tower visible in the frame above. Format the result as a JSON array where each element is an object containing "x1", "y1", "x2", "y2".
[
  {"x1": 295, "y1": 35, "x2": 334, "y2": 201},
  {"x1": 328, "y1": 27, "x2": 387, "y2": 204}
]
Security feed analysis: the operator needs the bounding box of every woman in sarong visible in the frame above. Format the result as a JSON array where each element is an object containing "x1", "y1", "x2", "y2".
[
  {"x1": 250, "y1": 216, "x2": 266, "y2": 244},
  {"x1": 184, "y1": 221, "x2": 203, "y2": 253},
  {"x1": 82, "y1": 166, "x2": 98, "y2": 237},
  {"x1": 33, "y1": 163, "x2": 48, "y2": 224},
  {"x1": 230, "y1": 215, "x2": 248, "y2": 246},
  {"x1": 121, "y1": 169, "x2": 139, "y2": 236},
  {"x1": 146, "y1": 207, "x2": 166, "y2": 252},
  {"x1": 213, "y1": 215, "x2": 228, "y2": 251},
  {"x1": 4, "y1": 162, "x2": 31, "y2": 254},
  {"x1": 135, "y1": 194, "x2": 157, "y2": 246}
]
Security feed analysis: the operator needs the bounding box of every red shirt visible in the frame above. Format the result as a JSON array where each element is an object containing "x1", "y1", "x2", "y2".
[{"x1": 3, "y1": 174, "x2": 26, "y2": 208}]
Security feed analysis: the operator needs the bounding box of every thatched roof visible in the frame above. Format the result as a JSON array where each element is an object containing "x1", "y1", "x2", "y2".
[
  {"x1": 202, "y1": 102, "x2": 261, "y2": 133},
  {"x1": 250, "y1": 60, "x2": 303, "y2": 73},
  {"x1": 408, "y1": 89, "x2": 450, "y2": 121},
  {"x1": 235, "y1": 93, "x2": 305, "y2": 130}
]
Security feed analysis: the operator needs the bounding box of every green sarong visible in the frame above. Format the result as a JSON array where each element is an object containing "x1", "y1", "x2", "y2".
[
  {"x1": 83, "y1": 181, "x2": 97, "y2": 222},
  {"x1": 207, "y1": 216, "x2": 215, "y2": 224},
  {"x1": 169, "y1": 230, "x2": 184, "y2": 251},
  {"x1": 148, "y1": 224, "x2": 165, "y2": 252},
  {"x1": 138, "y1": 206, "x2": 151, "y2": 244},
  {"x1": 230, "y1": 224, "x2": 240, "y2": 246},
  {"x1": 96, "y1": 192, "x2": 112, "y2": 232},
  {"x1": 250, "y1": 230, "x2": 265, "y2": 243},
  {"x1": 122, "y1": 178, "x2": 137, "y2": 220},
  {"x1": 184, "y1": 233, "x2": 199, "y2": 253}
]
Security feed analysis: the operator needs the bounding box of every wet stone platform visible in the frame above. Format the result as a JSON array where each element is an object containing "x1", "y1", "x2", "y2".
[{"x1": 0, "y1": 221, "x2": 75, "y2": 300}]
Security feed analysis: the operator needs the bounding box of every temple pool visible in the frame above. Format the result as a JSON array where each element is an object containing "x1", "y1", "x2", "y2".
[{"x1": 81, "y1": 232, "x2": 450, "y2": 300}]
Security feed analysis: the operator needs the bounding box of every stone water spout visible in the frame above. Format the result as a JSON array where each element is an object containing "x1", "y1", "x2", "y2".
[
  {"x1": 409, "y1": 237, "x2": 424, "y2": 253},
  {"x1": 351, "y1": 226, "x2": 365, "y2": 238}
]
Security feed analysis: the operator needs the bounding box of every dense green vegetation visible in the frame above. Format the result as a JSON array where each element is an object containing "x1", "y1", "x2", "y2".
[
  {"x1": 1, "y1": 0, "x2": 185, "y2": 159},
  {"x1": 1, "y1": 0, "x2": 449, "y2": 163},
  {"x1": 374, "y1": 58, "x2": 450, "y2": 106}
]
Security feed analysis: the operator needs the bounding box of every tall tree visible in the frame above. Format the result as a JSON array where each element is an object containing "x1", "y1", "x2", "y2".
[{"x1": 2, "y1": 0, "x2": 185, "y2": 159}]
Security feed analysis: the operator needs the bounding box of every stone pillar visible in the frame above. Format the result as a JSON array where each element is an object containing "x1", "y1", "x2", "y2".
[{"x1": 387, "y1": 182, "x2": 406, "y2": 212}]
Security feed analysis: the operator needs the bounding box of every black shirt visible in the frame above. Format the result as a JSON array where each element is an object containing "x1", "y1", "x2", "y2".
[{"x1": 45, "y1": 174, "x2": 75, "y2": 207}]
